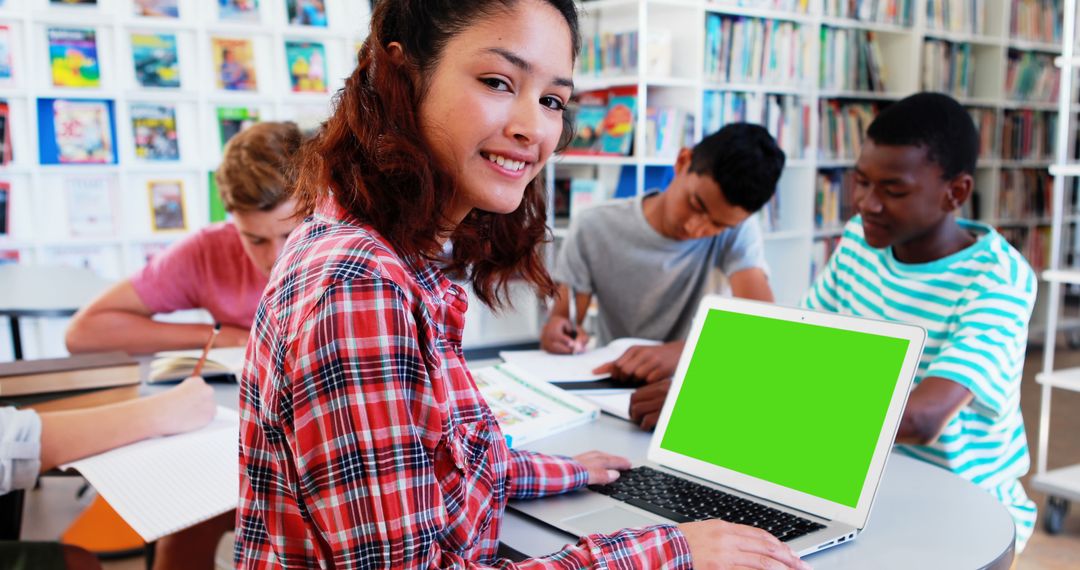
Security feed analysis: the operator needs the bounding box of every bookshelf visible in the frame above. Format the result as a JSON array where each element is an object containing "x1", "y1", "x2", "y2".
[
  {"x1": 1032, "y1": 0, "x2": 1080, "y2": 536},
  {"x1": 552, "y1": 0, "x2": 1067, "y2": 314},
  {"x1": 0, "y1": 0, "x2": 369, "y2": 359}
]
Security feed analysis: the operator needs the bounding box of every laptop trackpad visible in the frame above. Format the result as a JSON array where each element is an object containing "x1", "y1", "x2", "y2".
[{"x1": 563, "y1": 506, "x2": 664, "y2": 535}]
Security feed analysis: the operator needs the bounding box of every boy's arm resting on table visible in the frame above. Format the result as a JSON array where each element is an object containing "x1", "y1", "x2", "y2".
[
  {"x1": 540, "y1": 284, "x2": 591, "y2": 354},
  {"x1": 895, "y1": 378, "x2": 974, "y2": 445},
  {"x1": 65, "y1": 280, "x2": 249, "y2": 354}
]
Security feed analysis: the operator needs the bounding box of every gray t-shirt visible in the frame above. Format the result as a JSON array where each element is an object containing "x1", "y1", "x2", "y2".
[{"x1": 553, "y1": 192, "x2": 768, "y2": 345}]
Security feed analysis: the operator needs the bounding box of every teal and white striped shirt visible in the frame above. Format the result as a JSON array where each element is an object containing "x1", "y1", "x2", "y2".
[{"x1": 802, "y1": 216, "x2": 1037, "y2": 550}]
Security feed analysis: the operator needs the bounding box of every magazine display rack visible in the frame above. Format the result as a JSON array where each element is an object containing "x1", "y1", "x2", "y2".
[{"x1": 0, "y1": 0, "x2": 368, "y2": 358}]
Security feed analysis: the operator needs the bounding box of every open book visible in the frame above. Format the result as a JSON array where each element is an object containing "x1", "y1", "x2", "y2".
[
  {"x1": 473, "y1": 363, "x2": 600, "y2": 447},
  {"x1": 499, "y1": 338, "x2": 661, "y2": 421},
  {"x1": 148, "y1": 347, "x2": 246, "y2": 383}
]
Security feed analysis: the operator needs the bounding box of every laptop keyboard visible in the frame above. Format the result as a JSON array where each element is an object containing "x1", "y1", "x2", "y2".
[{"x1": 588, "y1": 466, "x2": 827, "y2": 542}]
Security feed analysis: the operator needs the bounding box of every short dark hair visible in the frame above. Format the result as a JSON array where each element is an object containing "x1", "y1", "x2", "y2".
[
  {"x1": 865, "y1": 92, "x2": 978, "y2": 179},
  {"x1": 688, "y1": 123, "x2": 785, "y2": 213}
]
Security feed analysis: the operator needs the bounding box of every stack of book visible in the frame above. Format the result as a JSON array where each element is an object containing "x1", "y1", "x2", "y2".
[
  {"x1": 1009, "y1": 0, "x2": 1063, "y2": 43},
  {"x1": 1002, "y1": 109, "x2": 1056, "y2": 161},
  {"x1": 824, "y1": 0, "x2": 913, "y2": 26},
  {"x1": 925, "y1": 0, "x2": 985, "y2": 34},
  {"x1": 921, "y1": 40, "x2": 974, "y2": 98},
  {"x1": 577, "y1": 30, "x2": 638, "y2": 77},
  {"x1": 819, "y1": 28, "x2": 888, "y2": 92},
  {"x1": 704, "y1": 15, "x2": 810, "y2": 86},
  {"x1": 815, "y1": 169, "x2": 855, "y2": 231},
  {"x1": 703, "y1": 91, "x2": 810, "y2": 159},
  {"x1": 1005, "y1": 50, "x2": 1060, "y2": 102},
  {"x1": 818, "y1": 100, "x2": 880, "y2": 160}
]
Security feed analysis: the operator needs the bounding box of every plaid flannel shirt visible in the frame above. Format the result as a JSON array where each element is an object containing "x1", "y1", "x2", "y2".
[{"x1": 236, "y1": 200, "x2": 692, "y2": 568}]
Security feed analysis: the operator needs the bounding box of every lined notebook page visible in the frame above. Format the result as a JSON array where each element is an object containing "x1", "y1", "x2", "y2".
[
  {"x1": 63, "y1": 406, "x2": 239, "y2": 542},
  {"x1": 499, "y1": 338, "x2": 660, "y2": 382}
]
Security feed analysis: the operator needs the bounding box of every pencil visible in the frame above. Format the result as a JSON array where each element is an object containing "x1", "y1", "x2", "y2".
[{"x1": 191, "y1": 323, "x2": 222, "y2": 378}]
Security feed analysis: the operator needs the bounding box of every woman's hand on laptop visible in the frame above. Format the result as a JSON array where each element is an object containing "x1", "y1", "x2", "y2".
[
  {"x1": 573, "y1": 451, "x2": 632, "y2": 484},
  {"x1": 679, "y1": 520, "x2": 811, "y2": 570},
  {"x1": 628, "y1": 379, "x2": 673, "y2": 431},
  {"x1": 592, "y1": 341, "x2": 683, "y2": 384}
]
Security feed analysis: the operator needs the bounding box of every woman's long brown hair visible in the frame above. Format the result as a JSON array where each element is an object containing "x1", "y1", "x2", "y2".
[{"x1": 292, "y1": 0, "x2": 581, "y2": 309}]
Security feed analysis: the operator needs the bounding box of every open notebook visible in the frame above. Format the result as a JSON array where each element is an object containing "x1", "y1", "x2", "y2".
[
  {"x1": 63, "y1": 406, "x2": 239, "y2": 542},
  {"x1": 148, "y1": 347, "x2": 246, "y2": 383},
  {"x1": 499, "y1": 338, "x2": 660, "y2": 420}
]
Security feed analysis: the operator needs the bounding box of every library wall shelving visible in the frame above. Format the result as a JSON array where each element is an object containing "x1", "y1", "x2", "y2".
[
  {"x1": 557, "y1": 0, "x2": 1068, "y2": 322},
  {"x1": 1032, "y1": 0, "x2": 1080, "y2": 536},
  {"x1": 0, "y1": 0, "x2": 548, "y2": 361}
]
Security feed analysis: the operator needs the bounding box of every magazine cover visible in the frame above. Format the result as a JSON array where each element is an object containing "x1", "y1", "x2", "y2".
[
  {"x1": 566, "y1": 90, "x2": 608, "y2": 154},
  {"x1": 51, "y1": 0, "x2": 96, "y2": 4},
  {"x1": 134, "y1": 0, "x2": 178, "y2": 18},
  {"x1": 0, "y1": 181, "x2": 9, "y2": 237},
  {"x1": 131, "y1": 33, "x2": 180, "y2": 88},
  {"x1": 286, "y1": 0, "x2": 327, "y2": 27},
  {"x1": 285, "y1": 41, "x2": 327, "y2": 93},
  {"x1": 0, "y1": 250, "x2": 19, "y2": 265},
  {"x1": 211, "y1": 37, "x2": 257, "y2": 91},
  {"x1": 147, "y1": 180, "x2": 186, "y2": 232},
  {"x1": 0, "y1": 100, "x2": 11, "y2": 165},
  {"x1": 208, "y1": 170, "x2": 227, "y2": 223},
  {"x1": 216, "y1": 106, "x2": 258, "y2": 149},
  {"x1": 0, "y1": 25, "x2": 12, "y2": 87},
  {"x1": 131, "y1": 103, "x2": 179, "y2": 161},
  {"x1": 48, "y1": 28, "x2": 101, "y2": 88},
  {"x1": 220, "y1": 0, "x2": 259, "y2": 22},
  {"x1": 600, "y1": 86, "x2": 637, "y2": 156},
  {"x1": 38, "y1": 98, "x2": 117, "y2": 165},
  {"x1": 65, "y1": 175, "x2": 116, "y2": 238}
]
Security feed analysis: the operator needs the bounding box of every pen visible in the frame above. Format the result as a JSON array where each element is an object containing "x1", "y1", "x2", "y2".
[
  {"x1": 191, "y1": 323, "x2": 222, "y2": 378},
  {"x1": 567, "y1": 288, "x2": 580, "y2": 353}
]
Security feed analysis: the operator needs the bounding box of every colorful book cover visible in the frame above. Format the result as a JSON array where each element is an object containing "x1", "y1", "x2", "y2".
[
  {"x1": 134, "y1": 0, "x2": 178, "y2": 18},
  {"x1": 131, "y1": 33, "x2": 180, "y2": 88},
  {"x1": 0, "y1": 26, "x2": 12, "y2": 87},
  {"x1": 566, "y1": 90, "x2": 608, "y2": 154},
  {"x1": 216, "y1": 106, "x2": 259, "y2": 149},
  {"x1": 48, "y1": 28, "x2": 100, "y2": 88},
  {"x1": 51, "y1": 0, "x2": 96, "y2": 4},
  {"x1": 285, "y1": 41, "x2": 327, "y2": 93},
  {"x1": 208, "y1": 170, "x2": 227, "y2": 223},
  {"x1": 0, "y1": 100, "x2": 11, "y2": 165},
  {"x1": 0, "y1": 180, "x2": 9, "y2": 236},
  {"x1": 147, "y1": 180, "x2": 186, "y2": 232},
  {"x1": 286, "y1": 0, "x2": 327, "y2": 27},
  {"x1": 0, "y1": 250, "x2": 19, "y2": 265},
  {"x1": 600, "y1": 87, "x2": 637, "y2": 156},
  {"x1": 220, "y1": 0, "x2": 259, "y2": 22},
  {"x1": 65, "y1": 175, "x2": 116, "y2": 238},
  {"x1": 211, "y1": 37, "x2": 257, "y2": 91},
  {"x1": 131, "y1": 103, "x2": 179, "y2": 161},
  {"x1": 38, "y1": 98, "x2": 117, "y2": 165}
]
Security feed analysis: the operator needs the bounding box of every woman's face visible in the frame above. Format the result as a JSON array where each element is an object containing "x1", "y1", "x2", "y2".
[{"x1": 417, "y1": 0, "x2": 574, "y2": 225}]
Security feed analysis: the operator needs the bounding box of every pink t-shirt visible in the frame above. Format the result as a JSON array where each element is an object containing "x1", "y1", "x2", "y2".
[{"x1": 131, "y1": 222, "x2": 267, "y2": 329}]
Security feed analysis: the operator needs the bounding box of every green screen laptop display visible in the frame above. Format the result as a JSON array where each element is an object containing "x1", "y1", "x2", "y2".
[{"x1": 660, "y1": 309, "x2": 910, "y2": 508}]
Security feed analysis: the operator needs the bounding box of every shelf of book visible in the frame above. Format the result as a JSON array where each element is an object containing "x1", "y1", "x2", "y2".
[
  {"x1": 0, "y1": 0, "x2": 375, "y2": 359},
  {"x1": 562, "y1": 1, "x2": 1065, "y2": 304}
]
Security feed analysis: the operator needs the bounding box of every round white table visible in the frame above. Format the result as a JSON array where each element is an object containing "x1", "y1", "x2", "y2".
[
  {"x1": 0, "y1": 265, "x2": 111, "y2": 359},
  {"x1": 501, "y1": 414, "x2": 1016, "y2": 570}
]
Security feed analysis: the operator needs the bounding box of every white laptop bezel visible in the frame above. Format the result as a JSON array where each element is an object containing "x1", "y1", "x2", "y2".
[{"x1": 646, "y1": 296, "x2": 926, "y2": 529}]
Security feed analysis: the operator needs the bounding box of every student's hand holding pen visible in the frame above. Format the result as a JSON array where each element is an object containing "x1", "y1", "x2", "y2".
[{"x1": 540, "y1": 315, "x2": 590, "y2": 354}]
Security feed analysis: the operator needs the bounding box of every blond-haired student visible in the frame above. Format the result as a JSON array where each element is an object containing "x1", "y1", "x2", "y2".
[{"x1": 65, "y1": 122, "x2": 303, "y2": 355}]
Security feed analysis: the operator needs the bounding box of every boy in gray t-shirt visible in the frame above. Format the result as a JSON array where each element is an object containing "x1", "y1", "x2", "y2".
[{"x1": 542, "y1": 123, "x2": 786, "y2": 385}]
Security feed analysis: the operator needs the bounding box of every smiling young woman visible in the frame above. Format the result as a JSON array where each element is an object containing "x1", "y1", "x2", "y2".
[{"x1": 235, "y1": 1, "x2": 809, "y2": 568}]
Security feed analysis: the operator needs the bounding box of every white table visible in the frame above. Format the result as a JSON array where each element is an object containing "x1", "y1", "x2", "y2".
[
  {"x1": 0, "y1": 265, "x2": 111, "y2": 359},
  {"x1": 502, "y1": 414, "x2": 1016, "y2": 570}
]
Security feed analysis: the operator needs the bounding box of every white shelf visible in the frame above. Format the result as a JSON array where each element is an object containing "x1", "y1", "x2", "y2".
[
  {"x1": 764, "y1": 229, "x2": 808, "y2": 241},
  {"x1": 817, "y1": 158, "x2": 856, "y2": 168},
  {"x1": 574, "y1": 74, "x2": 639, "y2": 92},
  {"x1": 1007, "y1": 38, "x2": 1063, "y2": 53},
  {"x1": 702, "y1": 82, "x2": 805, "y2": 95},
  {"x1": 818, "y1": 90, "x2": 901, "y2": 101},
  {"x1": 554, "y1": 154, "x2": 637, "y2": 166},
  {"x1": 923, "y1": 30, "x2": 1003, "y2": 46},
  {"x1": 1050, "y1": 165, "x2": 1080, "y2": 177},
  {"x1": 1032, "y1": 465, "x2": 1080, "y2": 501},
  {"x1": 579, "y1": 0, "x2": 639, "y2": 12},
  {"x1": 1042, "y1": 269, "x2": 1080, "y2": 284}
]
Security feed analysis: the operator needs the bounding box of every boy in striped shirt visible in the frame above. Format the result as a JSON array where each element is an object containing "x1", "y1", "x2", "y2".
[
  {"x1": 628, "y1": 92, "x2": 1038, "y2": 551},
  {"x1": 801, "y1": 92, "x2": 1037, "y2": 550}
]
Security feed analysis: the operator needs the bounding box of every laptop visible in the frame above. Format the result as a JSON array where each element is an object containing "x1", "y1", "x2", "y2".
[{"x1": 510, "y1": 295, "x2": 926, "y2": 557}]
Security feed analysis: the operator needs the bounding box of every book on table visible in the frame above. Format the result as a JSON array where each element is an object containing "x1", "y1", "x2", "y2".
[
  {"x1": 148, "y1": 346, "x2": 245, "y2": 383},
  {"x1": 0, "y1": 351, "x2": 139, "y2": 398},
  {"x1": 472, "y1": 363, "x2": 600, "y2": 448}
]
